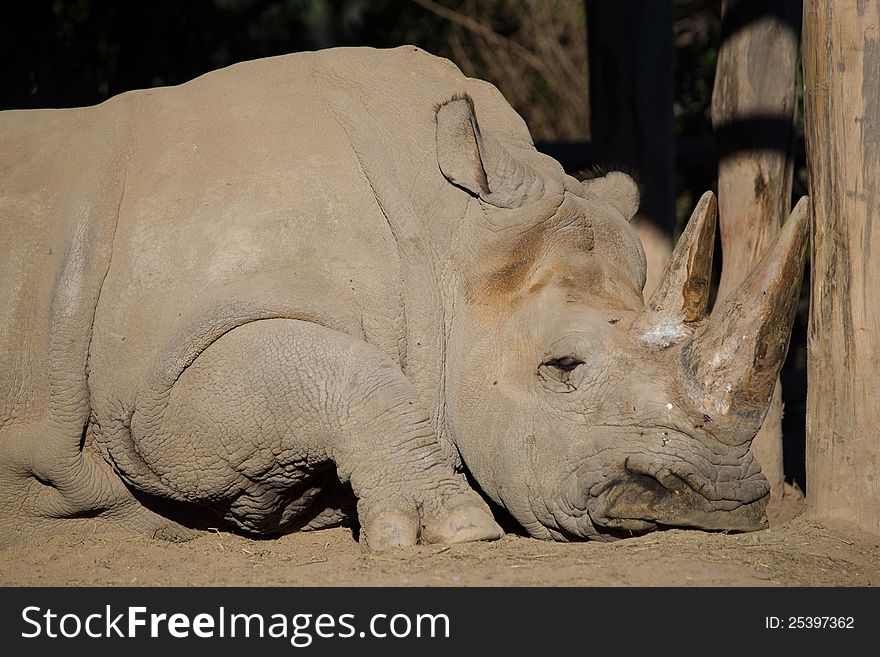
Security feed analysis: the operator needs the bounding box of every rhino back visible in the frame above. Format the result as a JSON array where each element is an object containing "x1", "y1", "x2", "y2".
[
  {"x1": 86, "y1": 47, "x2": 514, "y2": 410},
  {"x1": 2, "y1": 45, "x2": 541, "y2": 446}
]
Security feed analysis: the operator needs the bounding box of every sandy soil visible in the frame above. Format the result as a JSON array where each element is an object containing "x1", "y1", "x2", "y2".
[{"x1": 1, "y1": 487, "x2": 877, "y2": 587}]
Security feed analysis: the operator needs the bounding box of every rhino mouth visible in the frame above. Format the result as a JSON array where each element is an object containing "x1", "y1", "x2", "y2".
[{"x1": 586, "y1": 456, "x2": 769, "y2": 536}]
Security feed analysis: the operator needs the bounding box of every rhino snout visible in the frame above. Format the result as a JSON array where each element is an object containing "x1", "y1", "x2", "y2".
[{"x1": 585, "y1": 455, "x2": 769, "y2": 536}]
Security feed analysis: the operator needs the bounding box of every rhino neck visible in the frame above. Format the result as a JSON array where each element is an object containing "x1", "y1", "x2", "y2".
[{"x1": 329, "y1": 96, "x2": 467, "y2": 465}]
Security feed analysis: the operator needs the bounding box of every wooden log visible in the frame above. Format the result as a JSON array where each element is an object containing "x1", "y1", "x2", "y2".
[
  {"x1": 711, "y1": 0, "x2": 801, "y2": 502},
  {"x1": 804, "y1": 0, "x2": 880, "y2": 534}
]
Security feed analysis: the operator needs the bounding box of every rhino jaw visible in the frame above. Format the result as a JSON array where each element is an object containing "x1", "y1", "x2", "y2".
[{"x1": 585, "y1": 456, "x2": 769, "y2": 536}]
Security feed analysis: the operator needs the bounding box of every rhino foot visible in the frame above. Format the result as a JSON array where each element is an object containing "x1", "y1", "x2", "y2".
[
  {"x1": 359, "y1": 492, "x2": 502, "y2": 551},
  {"x1": 360, "y1": 506, "x2": 421, "y2": 550},
  {"x1": 420, "y1": 504, "x2": 503, "y2": 545}
]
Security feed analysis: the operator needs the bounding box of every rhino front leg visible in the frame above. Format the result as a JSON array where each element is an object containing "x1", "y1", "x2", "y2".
[{"x1": 125, "y1": 318, "x2": 501, "y2": 550}]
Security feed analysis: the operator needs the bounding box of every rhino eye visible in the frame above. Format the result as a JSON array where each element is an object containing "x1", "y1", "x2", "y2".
[
  {"x1": 538, "y1": 356, "x2": 586, "y2": 392},
  {"x1": 546, "y1": 356, "x2": 583, "y2": 372}
]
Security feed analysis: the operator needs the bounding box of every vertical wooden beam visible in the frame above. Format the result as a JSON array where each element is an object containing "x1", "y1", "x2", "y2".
[
  {"x1": 586, "y1": 0, "x2": 675, "y2": 295},
  {"x1": 711, "y1": 0, "x2": 801, "y2": 502},
  {"x1": 804, "y1": 0, "x2": 880, "y2": 534}
]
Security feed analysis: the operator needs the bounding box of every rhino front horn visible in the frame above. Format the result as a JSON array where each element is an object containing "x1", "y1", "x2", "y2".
[
  {"x1": 633, "y1": 190, "x2": 717, "y2": 348},
  {"x1": 680, "y1": 196, "x2": 810, "y2": 446}
]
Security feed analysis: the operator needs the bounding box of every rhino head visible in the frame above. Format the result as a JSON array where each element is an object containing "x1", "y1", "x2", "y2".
[{"x1": 436, "y1": 97, "x2": 808, "y2": 540}]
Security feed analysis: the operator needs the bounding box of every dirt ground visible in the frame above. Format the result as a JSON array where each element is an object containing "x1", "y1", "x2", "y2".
[{"x1": 1, "y1": 488, "x2": 877, "y2": 587}]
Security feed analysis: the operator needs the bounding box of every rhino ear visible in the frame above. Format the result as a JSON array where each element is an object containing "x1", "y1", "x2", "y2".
[
  {"x1": 581, "y1": 172, "x2": 640, "y2": 221},
  {"x1": 436, "y1": 96, "x2": 492, "y2": 197},
  {"x1": 436, "y1": 96, "x2": 538, "y2": 208}
]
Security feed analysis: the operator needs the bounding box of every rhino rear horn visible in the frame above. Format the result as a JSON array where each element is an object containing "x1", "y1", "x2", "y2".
[
  {"x1": 436, "y1": 96, "x2": 539, "y2": 208},
  {"x1": 681, "y1": 196, "x2": 810, "y2": 446},
  {"x1": 633, "y1": 191, "x2": 717, "y2": 348}
]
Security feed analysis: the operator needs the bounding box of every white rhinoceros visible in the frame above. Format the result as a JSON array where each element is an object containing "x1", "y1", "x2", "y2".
[{"x1": 0, "y1": 46, "x2": 808, "y2": 548}]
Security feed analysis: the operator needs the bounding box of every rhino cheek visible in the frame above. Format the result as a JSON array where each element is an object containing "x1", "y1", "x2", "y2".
[
  {"x1": 453, "y1": 385, "x2": 576, "y2": 541},
  {"x1": 552, "y1": 445, "x2": 631, "y2": 539},
  {"x1": 515, "y1": 418, "x2": 622, "y2": 540}
]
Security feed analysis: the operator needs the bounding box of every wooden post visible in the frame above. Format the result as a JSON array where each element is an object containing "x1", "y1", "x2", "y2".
[
  {"x1": 586, "y1": 0, "x2": 675, "y2": 295},
  {"x1": 711, "y1": 0, "x2": 801, "y2": 502},
  {"x1": 804, "y1": 0, "x2": 880, "y2": 534}
]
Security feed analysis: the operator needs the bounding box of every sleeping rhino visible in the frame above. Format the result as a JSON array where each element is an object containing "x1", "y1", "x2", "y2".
[{"x1": 0, "y1": 46, "x2": 808, "y2": 548}]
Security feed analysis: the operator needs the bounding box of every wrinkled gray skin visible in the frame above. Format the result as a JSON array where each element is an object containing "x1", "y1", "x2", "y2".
[{"x1": 0, "y1": 47, "x2": 805, "y2": 548}]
